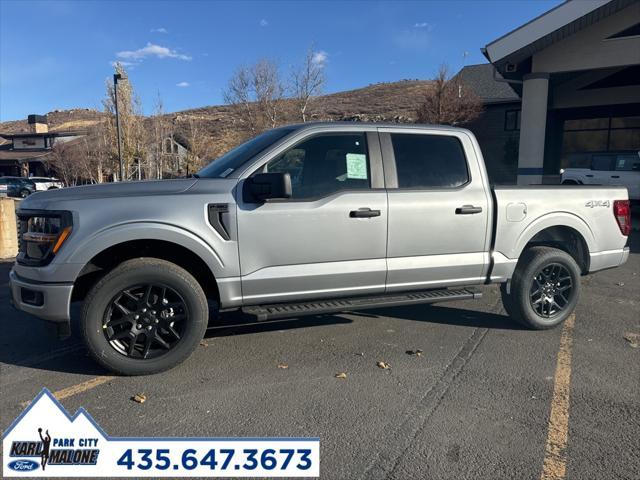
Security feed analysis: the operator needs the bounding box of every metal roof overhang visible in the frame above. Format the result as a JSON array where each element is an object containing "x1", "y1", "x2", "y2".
[{"x1": 483, "y1": 0, "x2": 633, "y2": 74}]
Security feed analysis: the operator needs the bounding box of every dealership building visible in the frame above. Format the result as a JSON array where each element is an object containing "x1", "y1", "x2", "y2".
[{"x1": 466, "y1": 0, "x2": 639, "y2": 185}]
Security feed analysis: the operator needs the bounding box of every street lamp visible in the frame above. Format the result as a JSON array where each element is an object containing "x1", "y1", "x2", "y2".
[{"x1": 113, "y1": 71, "x2": 127, "y2": 181}]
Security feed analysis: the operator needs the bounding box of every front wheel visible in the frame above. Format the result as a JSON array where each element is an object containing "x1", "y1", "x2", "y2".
[
  {"x1": 501, "y1": 246, "x2": 580, "y2": 329},
  {"x1": 81, "y1": 258, "x2": 209, "y2": 375},
  {"x1": 19, "y1": 189, "x2": 30, "y2": 198}
]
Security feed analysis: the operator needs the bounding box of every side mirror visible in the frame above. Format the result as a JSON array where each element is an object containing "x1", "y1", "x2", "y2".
[{"x1": 244, "y1": 172, "x2": 292, "y2": 202}]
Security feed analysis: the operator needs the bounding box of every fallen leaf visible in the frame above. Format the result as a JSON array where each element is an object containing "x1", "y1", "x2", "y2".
[
  {"x1": 623, "y1": 333, "x2": 640, "y2": 348},
  {"x1": 199, "y1": 340, "x2": 209, "y2": 347},
  {"x1": 406, "y1": 349, "x2": 423, "y2": 357},
  {"x1": 377, "y1": 361, "x2": 391, "y2": 370},
  {"x1": 335, "y1": 372, "x2": 347, "y2": 379},
  {"x1": 277, "y1": 363, "x2": 289, "y2": 369},
  {"x1": 131, "y1": 393, "x2": 147, "y2": 404}
]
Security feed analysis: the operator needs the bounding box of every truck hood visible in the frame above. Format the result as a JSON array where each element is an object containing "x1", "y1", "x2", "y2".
[{"x1": 20, "y1": 178, "x2": 199, "y2": 209}]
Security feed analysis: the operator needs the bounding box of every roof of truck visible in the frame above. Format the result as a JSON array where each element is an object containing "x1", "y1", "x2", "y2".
[{"x1": 284, "y1": 121, "x2": 471, "y2": 133}]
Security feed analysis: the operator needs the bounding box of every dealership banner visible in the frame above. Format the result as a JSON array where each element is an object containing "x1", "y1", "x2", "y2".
[{"x1": 3, "y1": 389, "x2": 319, "y2": 477}]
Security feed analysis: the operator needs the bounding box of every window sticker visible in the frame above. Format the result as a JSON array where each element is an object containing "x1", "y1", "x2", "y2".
[{"x1": 346, "y1": 153, "x2": 368, "y2": 180}]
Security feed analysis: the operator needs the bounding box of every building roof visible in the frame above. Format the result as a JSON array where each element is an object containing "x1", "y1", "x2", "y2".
[
  {"x1": 483, "y1": 0, "x2": 632, "y2": 69},
  {"x1": 0, "y1": 130, "x2": 85, "y2": 140},
  {"x1": 0, "y1": 144, "x2": 50, "y2": 162},
  {"x1": 455, "y1": 64, "x2": 520, "y2": 104}
]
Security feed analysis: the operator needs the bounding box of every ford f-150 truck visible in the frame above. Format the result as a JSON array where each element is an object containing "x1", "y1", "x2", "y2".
[{"x1": 9, "y1": 123, "x2": 631, "y2": 375}]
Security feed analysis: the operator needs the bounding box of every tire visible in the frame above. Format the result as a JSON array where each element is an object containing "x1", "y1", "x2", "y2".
[
  {"x1": 562, "y1": 180, "x2": 579, "y2": 185},
  {"x1": 19, "y1": 189, "x2": 30, "y2": 198},
  {"x1": 500, "y1": 246, "x2": 580, "y2": 330},
  {"x1": 81, "y1": 258, "x2": 209, "y2": 375}
]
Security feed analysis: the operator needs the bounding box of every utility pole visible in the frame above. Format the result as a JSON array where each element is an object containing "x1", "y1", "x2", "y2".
[{"x1": 113, "y1": 72, "x2": 127, "y2": 181}]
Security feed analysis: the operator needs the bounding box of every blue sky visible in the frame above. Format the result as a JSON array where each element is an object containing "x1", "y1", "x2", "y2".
[{"x1": 0, "y1": 0, "x2": 561, "y2": 121}]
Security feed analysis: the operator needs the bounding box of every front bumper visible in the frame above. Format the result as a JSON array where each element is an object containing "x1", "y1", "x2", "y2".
[{"x1": 9, "y1": 268, "x2": 73, "y2": 322}]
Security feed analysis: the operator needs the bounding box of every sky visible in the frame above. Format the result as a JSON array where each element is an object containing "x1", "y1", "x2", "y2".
[{"x1": 0, "y1": 0, "x2": 562, "y2": 121}]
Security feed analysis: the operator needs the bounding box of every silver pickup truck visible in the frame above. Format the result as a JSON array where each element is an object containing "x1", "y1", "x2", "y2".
[{"x1": 10, "y1": 123, "x2": 631, "y2": 375}]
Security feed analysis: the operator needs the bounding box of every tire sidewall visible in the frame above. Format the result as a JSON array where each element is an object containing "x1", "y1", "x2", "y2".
[
  {"x1": 82, "y1": 260, "x2": 208, "y2": 375},
  {"x1": 512, "y1": 248, "x2": 581, "y2": 329}
]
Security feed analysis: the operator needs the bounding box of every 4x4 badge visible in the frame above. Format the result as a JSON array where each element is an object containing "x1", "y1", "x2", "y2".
[{"x1": 585, "y1": 200, "x2": 610, "y2": 208}]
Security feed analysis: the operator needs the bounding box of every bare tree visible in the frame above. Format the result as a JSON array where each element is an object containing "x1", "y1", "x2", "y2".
[
  {"x1": 182, "y1": 118, "x2": 215, "y2": 175},
  {"x1": 291, "y1": 47, "x2": 325, "y2": 122},
  {"x1": 416, "y1": 64, "x2": 483, "y2": 126},
  {"x1": 103, "y1": 62, "x2": 149, "y2": 180},
  {"x1": 223, "y1": 59, "x2": 285, "y2": 135},
  {"x1": 150, "y1": 92, "x2": 167, "y2": 179},
  {"x1": 45, "y1": 142, "x2": 82, "y2": 186}
]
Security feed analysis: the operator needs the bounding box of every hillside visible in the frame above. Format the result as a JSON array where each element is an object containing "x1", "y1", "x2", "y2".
[{"x1": 0, "y1": 79, "x2": 432, "y2": 153}]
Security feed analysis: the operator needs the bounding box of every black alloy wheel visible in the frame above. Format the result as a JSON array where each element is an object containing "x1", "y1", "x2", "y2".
[
  {"x1": 529, "y1": 263, "x2": 573, "y2": 318},
  {"x1": 103, "y1": 284, "x2": 188, "y2": 359}
]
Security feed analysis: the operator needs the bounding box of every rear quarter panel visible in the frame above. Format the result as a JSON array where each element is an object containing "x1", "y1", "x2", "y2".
[{"x1": 493, "y1": 185, "x2": 629, "y2": 261}]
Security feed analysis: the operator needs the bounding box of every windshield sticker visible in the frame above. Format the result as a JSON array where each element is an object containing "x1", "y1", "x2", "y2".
[{"x1": 346, "y1": 154, "x2": 367, "y2": 180}]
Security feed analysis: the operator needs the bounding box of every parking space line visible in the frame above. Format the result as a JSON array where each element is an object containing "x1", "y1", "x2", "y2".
[
  {"x1": 20, "y1": 375, "x2": 115, "y2": 408},
  {"x1": 540, "y1": 313, "x2": 575, "y2": 480}
]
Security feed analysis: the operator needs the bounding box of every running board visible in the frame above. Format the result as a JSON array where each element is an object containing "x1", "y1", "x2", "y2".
[{"x1": 242, "y1": 288, "x2": 481, "y2": 321}]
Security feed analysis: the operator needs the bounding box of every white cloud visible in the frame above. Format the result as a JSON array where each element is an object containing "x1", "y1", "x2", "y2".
[
  {"x1": 151, "y1": 27, "x2": 168, "y2": 33},
  {"x1": 176, "y1": 81, "x2": 190, "y2": 87},
  {"x1": 117, "y1": 42, "x2": 192, "y2": 61},
  {"x1": 259, "y1": 18, "x2": 268, "y2": 27},
  {"x1": 311, "y1": 50, "x2": 328, "y2": 67},
  {"x1": 414, "y1": 22, "x2": 431, "y2": 29}
]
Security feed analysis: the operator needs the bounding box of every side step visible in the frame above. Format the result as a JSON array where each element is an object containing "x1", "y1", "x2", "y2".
[{"x1": 242, "y1": 288, "x2": 481, "y2": 321}]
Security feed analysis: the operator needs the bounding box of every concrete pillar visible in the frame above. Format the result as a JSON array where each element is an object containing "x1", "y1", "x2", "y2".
[
  {"x1": 517, "y1": 73, "x2": 549, "y2": 185},
  {"x1": 0, "y1": 198, "x2": 18, "y2": 259}
]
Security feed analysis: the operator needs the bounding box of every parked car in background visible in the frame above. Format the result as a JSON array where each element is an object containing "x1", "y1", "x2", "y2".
[
  {"x1": 561, "y1": 151, "x2": 640, "y2": 203},
  {"x1": 30, "y1": 177, "x2": 64, "y2": 191},
  {"x1": 0, "y1": 177, "x2": 36, "y2": 198}
]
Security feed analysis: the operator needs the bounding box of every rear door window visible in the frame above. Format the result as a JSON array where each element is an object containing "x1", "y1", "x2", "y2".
[
  {"x1": 591, "y1": 155, "x2": 614, "y2": 171},
  {"x1": 390, "y1": 133, "x2": 469, "y2": 188},
  {"x1": 614, "y1": 154, "x2": 640, "y2": 171}
]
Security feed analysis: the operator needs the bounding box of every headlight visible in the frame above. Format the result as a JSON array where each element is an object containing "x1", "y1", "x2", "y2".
[{"x1": 17, "y1": 210, "x2": 73, "y2": 266}]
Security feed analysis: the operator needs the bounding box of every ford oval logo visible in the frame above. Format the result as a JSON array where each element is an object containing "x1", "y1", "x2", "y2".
[{"x1": 8, "y1": 459, "x2": 39, "y2": 471}]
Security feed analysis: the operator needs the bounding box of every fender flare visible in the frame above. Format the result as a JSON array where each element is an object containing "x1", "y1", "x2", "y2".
[
  {"x1": 509, "y1": 212, "x2": 596, "y2": 260},
  {"x1": 69, "y1": 222, "x2": 225, "y2": 280}
]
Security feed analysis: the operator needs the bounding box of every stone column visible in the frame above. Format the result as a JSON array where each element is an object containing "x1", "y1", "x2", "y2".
[
  {"x1": 517, "y1": 73, "x2": 549, "y2": 185},
  {"x1": 0, "y1": 198, "x2": 18, "y2": 259}
]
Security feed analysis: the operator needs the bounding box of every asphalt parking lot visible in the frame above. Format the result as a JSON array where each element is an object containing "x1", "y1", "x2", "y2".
[{"x1": 1, "y1": 233, "x2": 638, "y2": 479}]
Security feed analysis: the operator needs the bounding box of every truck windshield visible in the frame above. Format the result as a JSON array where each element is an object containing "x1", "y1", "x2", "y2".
[{"x1": 196, "y1": 127, "x2": 295, "y2": 178}]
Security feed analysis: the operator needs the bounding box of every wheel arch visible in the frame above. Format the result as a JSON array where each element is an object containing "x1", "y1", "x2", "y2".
[
  {"x1": 516, "y1": 220, "x2": 592, "y2": 274},
  {"x1": 69, "y1": 224, "x2": 225, "y2": 304},
  {"x1": 73, "y1": 238, "x2": 220, "y2": 304}
]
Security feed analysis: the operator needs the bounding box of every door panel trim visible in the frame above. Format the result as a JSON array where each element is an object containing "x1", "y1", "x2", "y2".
[
  {"x1": 386, "y1": 252, "x2": 487, "y2": 292},
  {"x1": 241, "y1": 258, "x2": 387, "y2": 305}
]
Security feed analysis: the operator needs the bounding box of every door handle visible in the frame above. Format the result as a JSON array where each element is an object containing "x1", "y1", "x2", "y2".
[
  {"x1": 586, "y1": 174, "x2": 594, "y2": 178},
  {"x1": 350, "y1": 208, "x2": 381, "y2": 218},
  {"x1": 611, "y1": 175, "x2": 620, "y2": 178},
  {"x1": 455, "y1": 205, "x2": 483, "y2": 215}
]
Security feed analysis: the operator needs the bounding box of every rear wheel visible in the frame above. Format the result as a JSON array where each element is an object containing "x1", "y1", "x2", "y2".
[
  {"x1": 19, "y1": 189, "x2": 30, "y2": 198},
  {"x1": 81, "y1": 258, "x2": 209, "y2": 375},
  {"x1": 501, "y1": 246, "x2": 580, "y2": 329}
]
